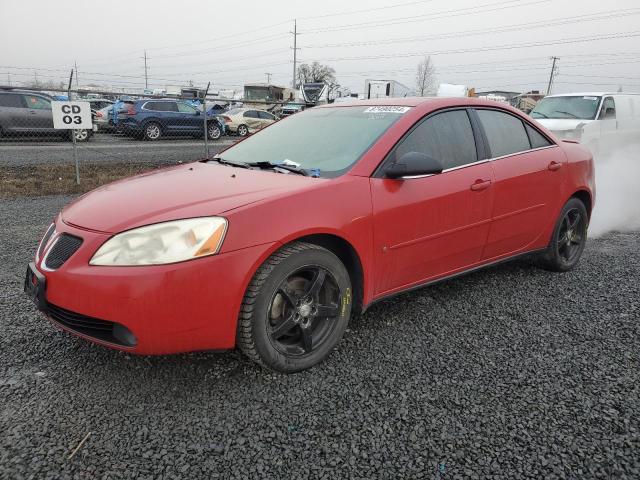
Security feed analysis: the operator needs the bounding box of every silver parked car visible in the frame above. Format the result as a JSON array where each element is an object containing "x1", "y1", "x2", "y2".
[{"x1": 0, "y1": 89, "x2": 93, "y2": 142}]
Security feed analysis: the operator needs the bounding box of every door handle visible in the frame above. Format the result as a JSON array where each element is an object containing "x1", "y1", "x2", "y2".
[
  {"x1": 548, "y1": 161, "x2": 562, "y2": 171},
  {"x1": 29, "y1": 110, "x2": 37, "y2": 115},
  {"x1": 470, "y1": 179, "x2": 491, "y2": 191}
]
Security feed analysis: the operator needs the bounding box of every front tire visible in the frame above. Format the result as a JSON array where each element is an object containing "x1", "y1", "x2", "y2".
[
  {"x1": 207, "y1": 122, "x2": 222, "y2": 140},
  {"x1": 237, "y1": 242, "x2": 353, "y2": 373},
  {"x1": 143, "y1": 122, "x2": 162, "y2": 141},
  {"x1": 541, "y1": 198, "x2": 588, "y2": 272}
]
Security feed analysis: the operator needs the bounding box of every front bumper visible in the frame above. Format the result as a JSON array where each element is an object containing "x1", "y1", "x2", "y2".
[{"x1": 28, "y1": 218, "x2": 276, "y2": 354}]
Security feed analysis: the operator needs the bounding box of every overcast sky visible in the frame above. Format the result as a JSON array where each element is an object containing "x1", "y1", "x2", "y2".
[{"x1": 2, "y1": 0, "x2": 640, "y2": 95}]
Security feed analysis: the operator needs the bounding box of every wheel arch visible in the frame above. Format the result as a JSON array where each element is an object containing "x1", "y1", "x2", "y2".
[
  {"x1": 570, "y1": 189, "x2": 593, "y2": 220},
  {"x1": 295, "y1": 233, "x2": 365, "y2": 316},
  {"x1": 238, "y1": 232, "x2": 366, "y2": 321}
]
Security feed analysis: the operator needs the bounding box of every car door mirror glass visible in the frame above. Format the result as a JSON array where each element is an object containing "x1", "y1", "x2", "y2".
[{"x1": 385, "y1": 151, "x2": 443, "y2": 179}]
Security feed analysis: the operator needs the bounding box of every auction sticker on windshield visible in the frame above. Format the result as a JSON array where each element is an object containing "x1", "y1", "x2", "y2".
[{"x1": 363, "y1": 106, "x2": 411, "y2": 113}]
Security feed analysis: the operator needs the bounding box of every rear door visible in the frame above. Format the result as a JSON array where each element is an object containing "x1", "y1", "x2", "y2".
[
  {"x1": 370, "y1": 108, "x2": 494, "y2": 295},
  {"x1": 0, "y1": 92, "x2": 26, "y2": 133},
  {"x1": 474, "y1": 108, "x2": 566, "y2": 260}
]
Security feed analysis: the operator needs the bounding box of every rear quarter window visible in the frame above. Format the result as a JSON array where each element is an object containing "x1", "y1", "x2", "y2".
[
  {"x1": 525, "y1": 124, "x2": 552, "y2": 149},
  {"x1": 0, "y1": 93, "x2": 23, "y2": 108},
  {"x1": 477, "y1": 109, "x2": 530, "y2": 158}
]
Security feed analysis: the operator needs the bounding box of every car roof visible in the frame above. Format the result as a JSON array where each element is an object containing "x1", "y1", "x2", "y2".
[
  {"x1": 545, "y1": 92, "x2": 640, "y2": 98},
  {"x1": 316, "y1": 96, "x2": 517, "y2": 109}
]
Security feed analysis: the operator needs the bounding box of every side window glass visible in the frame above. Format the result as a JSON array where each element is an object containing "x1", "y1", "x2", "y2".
[
  {"x1": 144, "y1": 101, "x2": 159, "y2": 111},
  {"x1": 0, "y1": 93, "x2": 24, "y2": 108},
  {"x1": 600, "y1": 97, "x2": 615, "y2": 120},
  {"x1": 177, "y1": 102, "x2": 196, "y2": 114},
  {"x1": 24, "y1": 95, "x2": 51, "y2": 110},
  {"x1": 477, "y1": 109, "x2": 530, "y2": 157},
  {"x1": 525, "y1": 124, "x2": 552, "y2": 149},
  {"x1": 395, "y1": 110, "x2": 477, "y2": 170},
  {"x1": 164, "y1": 102, "x2": 179, "y2": 112},
  {"x1": 243, "y1": 111, "x2": 253, "y2": 118}
]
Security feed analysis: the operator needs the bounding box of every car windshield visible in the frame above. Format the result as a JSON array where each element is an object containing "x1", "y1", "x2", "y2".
[
  {"x1": 531, "y1": 95, "x2": 601, "y2": 120},
  {"x1": 219, "y1": 106, "x2": 408, "y2": 178}
]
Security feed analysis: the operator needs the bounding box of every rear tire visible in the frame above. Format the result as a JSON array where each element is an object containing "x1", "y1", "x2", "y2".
[
  {"x1": 237, "y1": 124, "x2": 249, "y2": 137},
  {"x1": 237, "y1": 242, "x2": 353, "y2": 373},
  {"x1": 540, "y1": 198, "x2": 588, "y2": 272},
  {"x1": 143, "y1": 122, "x2": 162, "y2": 141}
]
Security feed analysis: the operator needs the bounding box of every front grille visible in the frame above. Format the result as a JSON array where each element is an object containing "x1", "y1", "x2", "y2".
[
  {"x1": 45, "y1": 234, "x2": 83, "y2": 270},
  {"x1": 47, "y1": 303, "x2": 136, "y2": 347},
  {"x1": 37, "y1": 224, "x2": 55, "y2": 260}
]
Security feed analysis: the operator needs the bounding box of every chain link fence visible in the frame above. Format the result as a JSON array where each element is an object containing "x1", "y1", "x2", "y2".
[{"x1": 0, "y1": 85, "x2": 305, "y2": 196}]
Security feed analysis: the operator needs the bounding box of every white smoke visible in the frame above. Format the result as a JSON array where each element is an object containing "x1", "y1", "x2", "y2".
[{"x1": 588, "y1": 142, "x2": 640, "y2": 237}]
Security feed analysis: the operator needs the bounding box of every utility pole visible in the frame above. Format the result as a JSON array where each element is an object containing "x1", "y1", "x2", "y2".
[
  {"x1": 34, "y1": 70, "x2": 39, "y2": 88},
  {"x1": 547, "y1": 56, "x2": 559, "y2": 95},
  {"x1": 74, "y1": 61, "x2": 79, "y2": 87},
  {"x1": 291, "y1": 19, "x2": 299, "y2": 89},
  {"x1": 142, "y1": 50, "x2": 149, "y2": 89},
  {"x1": 7, "y1": 73, "x2": 10, "y2": 86},
  {"x1": 265, "y1": 72, "x2": 273, "y2": 84}
]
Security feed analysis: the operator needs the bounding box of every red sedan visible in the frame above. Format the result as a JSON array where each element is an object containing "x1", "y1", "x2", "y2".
[{"x1": 25, "y1": 98, "x2": 595, "y2": 372}]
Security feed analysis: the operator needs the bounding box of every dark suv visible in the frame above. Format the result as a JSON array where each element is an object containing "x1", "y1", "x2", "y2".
[
  {"x1": 117, "y1": 99, "x2": 225, "y2": 141},
  {"x1": 0, "y1": 89, "x2": 93, "y2": 142}
]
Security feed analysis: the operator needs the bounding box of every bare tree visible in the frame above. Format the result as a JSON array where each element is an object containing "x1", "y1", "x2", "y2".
[
  {"x1": 297, "y1": 62, "x2": 336, "y2": 87},
  {"x1": 415, "y1": 56, "x2": 436, "y2": 96}
]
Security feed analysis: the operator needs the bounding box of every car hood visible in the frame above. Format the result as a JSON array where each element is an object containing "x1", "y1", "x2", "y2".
[
  {"x1": 536, "y1": 118, "x2": 594, "y2": 132},
  {"x1": 62, "y1": 162, "x2": 318, "y2": 233}
]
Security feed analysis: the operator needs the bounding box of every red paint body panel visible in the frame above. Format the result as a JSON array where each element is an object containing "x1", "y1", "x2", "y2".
[{"x1": 31, "y1": 97, "x2": 595, "y2": 355}]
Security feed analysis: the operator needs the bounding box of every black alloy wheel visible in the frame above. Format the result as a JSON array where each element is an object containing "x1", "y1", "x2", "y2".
[
  {"x1": 268, "y1": 266, "x2": 341, "y2": 356},
  {"x1": 237, "y1": 242, "x2": 352, "y2": 372},
  {"x1": 542, "y1": 197, "x2": 588, "y2": 272}
]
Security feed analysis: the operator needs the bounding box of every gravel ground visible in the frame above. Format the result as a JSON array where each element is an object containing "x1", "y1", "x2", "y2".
[
  {"x1": 1, "y1": 195, "x2": 638, "y2": 480},
  {"x1": 0, "y1": 135, "x2": 236, "y2": 166}
]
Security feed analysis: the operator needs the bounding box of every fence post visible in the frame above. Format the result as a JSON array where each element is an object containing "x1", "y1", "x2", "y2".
[
  {"x1": 202, "y1": 82, "x2": 211, "y2": 160},
  {"x1": 67, "y1": 69, "x2": 80, "y2": 185}
]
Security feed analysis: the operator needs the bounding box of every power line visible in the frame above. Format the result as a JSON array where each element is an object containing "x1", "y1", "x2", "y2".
[
  {"x1": 298, "y1": 0, "x2": 438, "y2": 21},
  {"x1": 302, "y1": 9, "x2": 640, "y2": 49},
  {"x1": 301, "y1": 0, "x2": 550, "y2": 34},
  {"x1": 309, "y1": 31, "x2": 640, "y2": 62}
]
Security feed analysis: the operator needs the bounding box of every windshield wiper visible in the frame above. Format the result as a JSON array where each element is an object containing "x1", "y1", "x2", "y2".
[
  {"x1": 248, "y1": 161, "x2": 309, "y2": 176},
  {"x1": 531, "y1": 111, "x2": 548, "y2": 118},
  {"x1": 203, "y1": 156, "x2": 250, "y2": 168},
  {"x1": 553, "y1": 110, "x2": 579, "y2": 119}
]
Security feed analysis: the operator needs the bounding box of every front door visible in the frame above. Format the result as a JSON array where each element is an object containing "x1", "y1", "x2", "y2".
[{"x1": 370, "y1": 109, "x2": 494, "y2": 296}]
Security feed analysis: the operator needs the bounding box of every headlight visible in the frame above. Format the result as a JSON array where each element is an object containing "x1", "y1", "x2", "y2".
[{"x1": 90, "y1": 217, "x2": 228, "y2": 266}]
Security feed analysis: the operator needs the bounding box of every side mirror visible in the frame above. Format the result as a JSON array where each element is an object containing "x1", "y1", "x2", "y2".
[
  {"x1": 385, "y1": 151, "x2": 443, "y2": 179},
  {"x1": 195, "y1": 110, "x2": 201, "y2": 116}
]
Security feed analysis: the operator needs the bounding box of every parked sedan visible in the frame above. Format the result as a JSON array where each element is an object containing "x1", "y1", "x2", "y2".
[
  {"x1": 221, "y1": 107, "x2": 277, "y2": 136},
  {"x1": 25, "y1": 98, "x2": 595, "y2": 372},
  {"x1": 117, "y1": 99, "x2": 225, "y2": 140}
]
